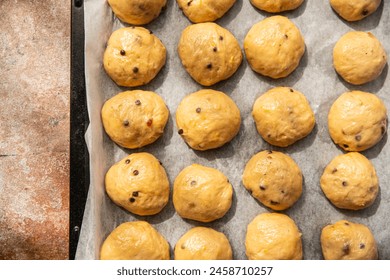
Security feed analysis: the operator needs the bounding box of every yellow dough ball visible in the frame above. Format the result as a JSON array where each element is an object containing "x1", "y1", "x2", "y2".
[
  {"x1": 245, "y1": 213, "x2": 303, "y2": 260},
  {"x1": 328, "y1": 91, "x2": 387, "y2": 152},
  {"x1": 174, "y1": 227, "x2": 233, "y2": 260},
  {"x1": 103, "y1": 27, "x2": 166, "y2": 87},
  {"x1": 242, "y1": 150, "x2": 302, "y2": 211},
  {"x1": 173, "y1": 164, "x2": 233, "y2": 222},
  {"x1": 101, "y1": 90, "x2": 169, "y2": 149},
  {"x1": 250, "y1": 0, "x2": 304, "y2": 13},
  {"x1": 321, "y1": 220, "x2": 378, "y2": 260},
  {"x1": 177, "y1": 0, "x2": 236, "y2": 23},
  {"x1": 107, "y1": 0, "x2": 167, "y2": 25},
  {"x1": 330, "y1": 0, "x2": 382, "y2": 21},
  {"x1": 320, "y1": 152, "x2": 379, "y2": 210},
  {"x1": 178, "y1": 22, "x2": 242, "y2": 86},
  {"x1": 252, "y1": 87, "x2": 315, "y2": 147},
  {"x1": 105, "y1": 153, "x2": 169, "y2": 216},
  {"x1": 100, "y1": 221, "x2": 170, "y2": 260},
  {"x1": 175, "y1": 89, "x2": 241, "y2": 151},
  {"x1": 333, "y1": 31, "x2": 387, "y2": 85},
  {"x1": 244, "y1": 16, "x2": 305, "y2": 79}
]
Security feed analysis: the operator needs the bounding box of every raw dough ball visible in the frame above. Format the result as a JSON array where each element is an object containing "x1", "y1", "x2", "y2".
[
  {"x1": 177, "y1": 0, "x2": 236, "y2": 23},
  {"x1": 252, "y1": 87, "x2": 315, "y2": 147},
  {"x1": 320, "y1": 152, "x2": 379, "y2": 210},
  {"x1": 242, "y1": 150, "x2": 302, "y2": 211},
  {"x1": 328, "y1": 91, "x2": 387, "y2": 152},
  {"x1": 174, "y1": 227, "x2": 233, "y2": 260},
  {"x1": 107, "y1": 0, "x2": 167, "y2": 25},
  {"x1": 100, "y1": 221, "x2": 170, "y2": 260},
  {"x1": 244, "y1": 16, "x2": 305, "y2": 79},
  {"x1": 173, "y1": 164, "x2": 233, "y2": 222},
  {"x1": 330, "y1": 0, "x2": 381, "y2": 21},
  {"x1": 245, "y1": 213, "x2": 303, "y2": 260},
  {"x1": 321, "y1": 220, "x2": 378, "y2": 260},
  {"x1": 333, "y1": 31, "x2": 387, "y2": 85},
  {"x1": 178, "y1": 22, "x2": 242, "y2": 86},
  {"x1": 250, "y1": 0, "x2": 304, "y2": 13},
  {"x1": 101, "y1": 90, "x2": 169, "y2": 149},
  {"x1": 105, "y1": 153, "x2": 169, "y2": 216},
  {"x1": 175, "y1": 89, "x2": 241, "y2": 151},
  {"x1": 103, "y1": 27, "x2": 166, "y2": 87}
]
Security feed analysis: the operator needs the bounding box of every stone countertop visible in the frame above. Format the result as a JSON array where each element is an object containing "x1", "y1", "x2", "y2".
[{"x1": 0, "y1": 0, "x2": 70, "y2": 259}]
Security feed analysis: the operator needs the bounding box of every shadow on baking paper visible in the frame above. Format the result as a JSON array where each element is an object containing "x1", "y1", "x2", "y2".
[{"x1": 216, "y1": 0, "x2": 244, "y2": 26}]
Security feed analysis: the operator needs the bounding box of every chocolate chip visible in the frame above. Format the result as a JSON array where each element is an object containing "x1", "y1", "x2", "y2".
[
  {"x1": 360, "y1": 243, "x2": 365, "y2": 249},
  {"x1": 267, "y1": 134, "x2": 271, "y2": 138},
  {"x1": 196, "y1": 107, "x2": 201, "y2": 113},
  {"x1": 125, "y1": 159, "x2": 130, "y2": 164},
  {"x1": 355, "y1": 135, "x2": 361, "y2": 141},
  {"x1": 267, "y1": 150, "x2": 273, "y2": 154},
  {"x1": 129, "y1": 197, "x2": 136, "y2": 203},
  {"x1": 132, "y1": 191, "x2": 139, "y2": 197},
  {"x1": 149, "y1": 30, "x2": 153, "y2": 34},
  {"x1": 147, "y1": 119, "x2": 153, "y2": 126},
  {"x1": 344, "y1": 222, "x2": 349, "y2": 226},
  {"x1": 206, "y1": 63, "x2": 212, "y2": 69},
  {"x1": 285, "y1": 34, "x2": 288, "y2": 39},
  {"x1": 181, "y1": 244, "x2": 186, "y2": 249},
  {"x1": 187, "y1": 0, "x2": 193, "y2": 6},
  {"x1": 342, "y1": 181, "x2": 348, "y2": 187},
  {"x1": 213, "y1": 47, "x2": 217, "y2": 52},
  {"x1": 248, "y1": 189, "x2": 253, "y2": 195},
  {"x1": 343, "y1": 244, "x2": 350, "y2": 254},
  {"x1": 290, "y1": 89, "x2": 294, "y2": 92},
  {"x1": 281, "y1": 190, "x2": 285, "y2": 194},
  {"x1": 332, "y1": 168, "x2": 337, "y2": 174},
  {"x1": 270, "y1": 200, "x2": 279, "y2": 205},
  {"x1": 343, "y1": 144, "x2": 349, "y2": 148},
  {"x1": 133, "y1": 67, "x2": 139, "y2": 73},
  {"x1": 219, "y1": 36, "x2": 223, "y2": 41},
  {"x1": 362, "y1": 9, "x2": 369, "y2": 16},
  {"x1": 190, "y1": 180, "x2": 196, "y2": 186},
  {"x1": 135, "y1": 100, "x2": 141, "y2": 106},
  {"x1": 159, "y1": 161, "x2": 163, "y2": 165},
  {"x1": 120, "y1": 49, "x2": 126, "y2": 56},
  {"x1": 260, "y1": 186, "x2": 266, "y2": 191},
  {"x1": 123, "y1": 120, "x2": 129, "y2": 126},
  {"x1": 178, "y1": 129, "x2": 183, "y2": 135},
  {"x1": 133, "y1": 170, "x2": 139, "y2": 175}
]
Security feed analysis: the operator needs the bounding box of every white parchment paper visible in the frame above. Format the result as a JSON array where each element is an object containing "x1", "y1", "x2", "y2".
[{"x1": 76, "y1": 0, "x2": 390, "y2": 259}]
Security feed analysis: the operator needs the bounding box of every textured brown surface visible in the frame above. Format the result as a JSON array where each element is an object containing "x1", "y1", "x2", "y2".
[{"x1": 0, "y1": 0, "x2": 70, "y2": 259}]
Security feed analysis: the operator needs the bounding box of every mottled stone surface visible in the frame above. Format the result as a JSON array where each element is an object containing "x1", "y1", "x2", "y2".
[{"x1": 0, "y1": 0, "x2": 70, "y2": 259}]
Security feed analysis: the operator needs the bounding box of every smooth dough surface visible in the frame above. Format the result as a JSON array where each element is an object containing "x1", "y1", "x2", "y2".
[
  {"x1": 251, "y1": 0, "x2": 304, "y2": 13},
  {"x1": 176, "y1": 89, "x2": 241, "y2": 151},
  {"x1": 174, "y1": 227, "x2": 233, "y2": 260},
  {"x1": 105, "y1": 153, "x2": 169, "y2": 216},
  {"x1": 177, "y1": 0, "x2": 236, "y2": 23},
  {"x1": 178, "y1": 22, "x2": 242, "y2": 86},
  {"x1": 103, "y1": 27, "x2": 166, "y2": 87},
  {"x1": 107, "y1": 0, "x2": 167, "y2": 25},
  {"x1": 328, "y1": 91, "x2": 387, "y2": 152},
  {"x1": 333, "y1": 31, "x2": 387, "y2": 85},
  {"x1": 101, "y1": 90, "x2": 169, "y2": 149},
  {"x1": 244, "y1": 16, "x2": 305, "y2": 79},
  {"x1": 100, "y1": 221, "x2": 170, "y2": 260},
  {"x1": 252, "y1": 87, "x2": 315, "y2": 147},
  {"x1": 320, "y1": 152, "x2": 378, "y2": 210},
  {"x1": 173, "y1": 164, "x2": 233, "y2": 222},
  {"x1": 330, "y1": 0, "x2": 381, "y2": 21},
  {"x1": 321, "y1": 220, "x2": 378, "y2": 260},
  {"x1": 245, "y1": 213, "x2": 303, "y2": 260},
  {"x1": 242, "y1": 150, "x2": 302, "y2": 211}
]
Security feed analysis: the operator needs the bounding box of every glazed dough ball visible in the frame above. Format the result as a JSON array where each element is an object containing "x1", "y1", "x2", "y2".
[
  {"x1": 178, "y1": 22, "x2": 242, "y2": 86},
  {"x1": 107, "y1": 0, "x2": 167, "y2": 25},
  {"x1": 174, "y1": 227, "x2": 233, "y2": 260},
  {"x1": 252, "y1": 87, "x2": 315, "y2": 147},
  {"x1": 333, "y1": 31, "x2": 387, "y2": 85},
  {"x1": 321, "y1": 220, "x2": 378, "y2": 260},
  {"x1": 105, "y1": 153, "x2": 169, "y2": 216},
  {"x1": 100, "y1": 221, "x2": 170, "y2": 260},
  {"x1": 328, "y1": 91, "x2": 387, "y2": 152},
  {"x1": 177, "y1": 0, "x2": 236, "y2": 23},
  {"x1": 173, "y1": 164, "x2": 233, "y2": 222},
  {"x1": 103, "y1": 27, "x2": 166, "y2": 87},
  {"x1": 101, "y1": 90, "x2": 169, "y2": 149},
  {"x1": 250, "y1": 0, "x2": 304, "y2": 13},
  {"x1": 320, "y1": 152, "x2": 379, "y2": 210},
  {"x1": 175, "y1": 89, "x2": 241, "y2": 151},
  {"x1": 245, "y1": 213, "x2": 303, "y2": 260},
  {"x1": 242, "y1": 150, "x2": 302, "y2": 211},
  {"x1": 330, "y1": 0, "x2": 381, "y2": 21},
  {"x1": 244, "y1": 16, "x2": 305, "y2": 79}
]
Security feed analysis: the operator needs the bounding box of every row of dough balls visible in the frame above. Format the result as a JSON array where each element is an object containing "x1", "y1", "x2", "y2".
[
  {"x1": 107, "y1": 0, "x2": 382, "y2": 25},
  {"x1": 105, "y1": 149, "x2": 380, "y2": 221},
  {"x1": 102, "y1": 89, "x2": 387, "y2": 151},
  {"x1": 103, "y1": 18, "x2": 387, "y2": 88},
  {"x1": 100, "y1": 215, "x2": 378, "y2": 260}
]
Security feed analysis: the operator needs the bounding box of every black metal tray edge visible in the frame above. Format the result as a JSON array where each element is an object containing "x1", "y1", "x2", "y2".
[{"x1": 70, "y1": 0, "x2": 89, "y2": 260}]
